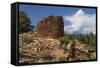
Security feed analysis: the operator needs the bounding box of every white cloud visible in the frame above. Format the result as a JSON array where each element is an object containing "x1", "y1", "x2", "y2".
[{"x1": 63, "y1": 9, "x2": 96, "y2": 34}]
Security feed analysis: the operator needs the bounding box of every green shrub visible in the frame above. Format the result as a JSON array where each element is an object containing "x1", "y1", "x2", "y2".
[
  {"x1": 59, "y1": 37, "x2": 69, "y2": 44},
  {"x1": 19, "y1": 33, "x2": 33, "y2": 45},
  {"x1": 58, "y1": 36, "x2": 69, "y2": 51},
  {"x1": 89, "y1": 53, "x2": 96, "y2": 60},
  {"x1": 40, "y1": 50, "x2": 55, "y2": 61},
  {"x1": 58, "y1": 57, "x2": 67, "y2": 62}
]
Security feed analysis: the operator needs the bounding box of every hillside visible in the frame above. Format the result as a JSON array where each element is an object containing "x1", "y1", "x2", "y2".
[{"x1": 19, "y1": 32, "x2": 96, "y2": 64}]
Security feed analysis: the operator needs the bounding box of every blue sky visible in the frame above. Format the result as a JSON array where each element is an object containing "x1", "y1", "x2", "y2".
[{"x1": 19, "y1": 4, "x2": 96, "y2": 34}]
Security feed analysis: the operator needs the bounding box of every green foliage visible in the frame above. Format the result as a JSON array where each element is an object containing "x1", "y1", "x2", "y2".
[
  {"x1": 40, "y1": 49, "x2": 55, "y2": 61},
  {"x1": 58, "y1": 36, "x2": 69, "y2": 51},
  {"x1": 19, "y1": 11, "x2": 34, "y2": 33},
  {"x1": 58, "y1": 57, "x2": 67, "y2": 62},
  {"x1": 19, "y1": 33, "x2": 33, "y2": 45},
  {"x1": 64, "y1": 32, "x2": 96, "y2": 49},
  {"x1": 60, "y1": 32, "x2": 96, "y2": 54},
  {"x1": 89, "y1": 53, "x2": 96, "y2": 60},
  {"x1": 59, "y1": 36, "x2": 69, "y2": 44}
]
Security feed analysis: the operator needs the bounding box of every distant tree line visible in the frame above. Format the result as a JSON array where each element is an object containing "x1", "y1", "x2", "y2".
[
  {"x1": 19, "y1": 11, "x2": 34, "y2": 33},
  {"x1": 59, "y1": 32, "x2": 96, "y2": 49}
]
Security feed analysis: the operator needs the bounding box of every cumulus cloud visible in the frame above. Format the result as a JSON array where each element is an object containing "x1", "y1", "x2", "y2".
[{"x1": 63, "y1": 9, "x2": 96, "y2": 34}]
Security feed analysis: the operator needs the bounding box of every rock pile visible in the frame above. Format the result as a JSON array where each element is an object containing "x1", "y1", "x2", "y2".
[
  {"x1": 67, "y1": 39, "x2": 96, "y2": 61},
  {"x1": 36, "y1": 15, "x2": 64, "y2": 38},
  {"x1": 19, "y1": 33, "x2": 69, "y2": 63},
  {"x1": 19, "y1": 33, "x2": 96, "y2": 64}
]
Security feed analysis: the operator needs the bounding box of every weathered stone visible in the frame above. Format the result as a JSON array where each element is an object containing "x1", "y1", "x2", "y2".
[
  {"x1": 19, "y1": 33, "x2": 96, "y2": 63},
  {"x1": 36, "y1": 15, "x2": 64, "y2": 38}
]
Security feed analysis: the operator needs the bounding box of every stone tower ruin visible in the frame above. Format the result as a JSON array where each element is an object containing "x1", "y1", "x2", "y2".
[{"x1": 36, "y1": 15, "x2": 64, "y2": 38}]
